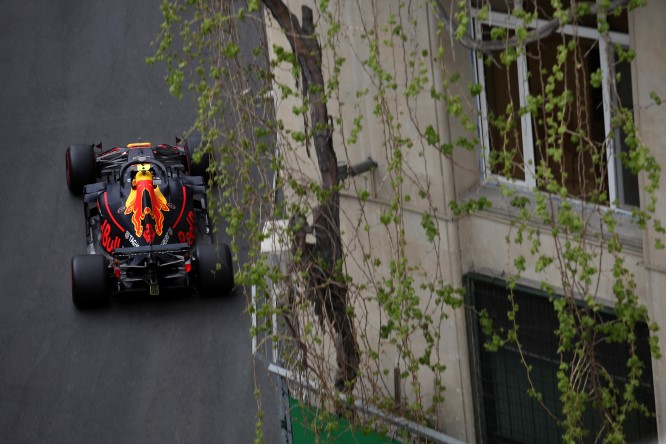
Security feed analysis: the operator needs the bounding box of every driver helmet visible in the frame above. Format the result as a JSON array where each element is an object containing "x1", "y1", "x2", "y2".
[{"x1": 133, "y1": 163, "x2": 154, "y2": 183}]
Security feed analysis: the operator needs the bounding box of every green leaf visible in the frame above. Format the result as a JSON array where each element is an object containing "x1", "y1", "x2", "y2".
[
  {"x1": 650, "y1": 91, "x2": 663, "y2": 106},
  {"x1": 469, "y1": 83, "x2": 483, "y2": 97},
  {"x1": 424, "y1": 125, "x2": 440, "y2": 146},
  {"x1": 421, "y1": 213, "x2": 439, "y2": 242},
  {"x1": 247, "y1": 0, "x2": 260, "y2": 12}
]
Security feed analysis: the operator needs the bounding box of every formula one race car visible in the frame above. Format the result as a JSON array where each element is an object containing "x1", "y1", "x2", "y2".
[{"x1": 66, "y1": 138, "x2": 234, "y2": 308}]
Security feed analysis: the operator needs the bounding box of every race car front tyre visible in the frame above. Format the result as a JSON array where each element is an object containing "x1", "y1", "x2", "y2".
[
  {"x1": 71, "y1": 254, "x2": 110, "y2": 309},
  {"x1": 195, "y1": 244, "x2": 234, "y2": 297},
  {"x1": 184, "y1": 135, "x2": 211, "y2": 180},
  {"x1": 66, "y1": 144, "x2": 96, "y2": 195}
]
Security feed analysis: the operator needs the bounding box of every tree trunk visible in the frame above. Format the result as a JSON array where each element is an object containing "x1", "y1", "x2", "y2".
[{"x1": 263, "y1": 0, "x2": 359, "y2": 392}]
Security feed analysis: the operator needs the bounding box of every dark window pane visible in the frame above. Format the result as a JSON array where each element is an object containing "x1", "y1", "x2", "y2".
[
  {"x1": 523, "y1": 0, "x2": 574, "y2": 20},
  {"x1": 467, "y1": 276, "x2": 657, "y2": 444},
  {"x1": 471, "y1": 0, "x2": 513, "y2": 13},
  {"x1": 605, "y1": 9, "x2": 629, "y2": 34},
  {"x1": 482, "y1": 27, "x2": 525, "y2": 180},
  {"x1": 613, "y1": 55, "x2": 640, "y2": 208},
  {"x1": 526, "y1": 34, "x2": 608, "y2": 202}
]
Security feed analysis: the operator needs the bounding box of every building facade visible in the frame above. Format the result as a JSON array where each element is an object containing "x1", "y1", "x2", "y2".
[{"x1": 264, "y1": 1, "x2": 666, "y2": 442}]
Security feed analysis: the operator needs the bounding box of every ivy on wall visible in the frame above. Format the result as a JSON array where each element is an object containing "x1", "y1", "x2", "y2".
[{"x1": 148, "y1": 0, "x2": 662, "y2": 442}]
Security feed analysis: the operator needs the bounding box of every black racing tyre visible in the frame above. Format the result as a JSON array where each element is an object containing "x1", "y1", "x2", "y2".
[
  {"x1": 184, "y1": 135, "x2": 211, "y2": 180},
  {"x1": 195, "y1": 244, "x2": 234, "y2": 297},
  {"x1": 71, "y1": 254, "x2": 110, "y2": 309},
  {"x1": 66, "y1": 144, "x2": 96, "y2": 195}
]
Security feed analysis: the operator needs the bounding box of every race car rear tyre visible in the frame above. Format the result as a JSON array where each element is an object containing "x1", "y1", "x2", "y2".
[
  {"x1": 66, "y1": 144, "x2": 96, "y2": 195},
  {"x1": 184, "y1": 135, "x2": 211, "y2": 180},
  {"x1": 196, "y1": 244, "x2": 234, "y2": 297},
  {"x1": 71, "y1": 254, "x2": 110, "y2": 309}
]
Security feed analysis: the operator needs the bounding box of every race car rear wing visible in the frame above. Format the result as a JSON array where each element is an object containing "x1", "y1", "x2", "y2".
[{"x1": 113, "y1": 242, "x2": 190, "y2": 256}]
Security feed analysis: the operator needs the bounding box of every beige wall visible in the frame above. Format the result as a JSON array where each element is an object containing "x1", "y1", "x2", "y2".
[
  {"x1": 631, "y1": 2, "x2": 666, "y2": 439},
  {"x1": 266, "y1": 1, "x2": 476, "y2": 440},
  {"x1": 265, "y1": 1, "x2": 666, "y2": 442}
]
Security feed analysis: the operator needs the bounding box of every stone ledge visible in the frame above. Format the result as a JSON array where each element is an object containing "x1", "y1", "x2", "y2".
[{"x1": 459, "y1": 181, "x2": 644, "y2": 255}]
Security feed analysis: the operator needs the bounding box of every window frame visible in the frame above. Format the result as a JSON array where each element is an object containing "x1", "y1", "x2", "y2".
[
  {"x1": 464, "y1": 273, "x2": 658, "y2": 444},
  {"x1": 471, "y1": 8, "x2": 634, "y2": 210}
]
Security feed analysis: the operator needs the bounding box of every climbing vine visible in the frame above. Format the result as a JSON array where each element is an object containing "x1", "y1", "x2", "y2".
[{"x1": 149, "y1": 0, "x2": 662, "y2": 442}]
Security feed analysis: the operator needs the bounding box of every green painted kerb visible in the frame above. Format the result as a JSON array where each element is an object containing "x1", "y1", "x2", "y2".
[{"x1": 289, "y1": 397, "x2": 400, "y2": 443}]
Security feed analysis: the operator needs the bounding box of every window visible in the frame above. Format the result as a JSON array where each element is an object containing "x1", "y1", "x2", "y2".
[
  {"x1": 465, "y1": 275, "x2": 657, "y2": 444},
  {"x1": 472, "y1": 1, "x2": 639, "y2": 208}
]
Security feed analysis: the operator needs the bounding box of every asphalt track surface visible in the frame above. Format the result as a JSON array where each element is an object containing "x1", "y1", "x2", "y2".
[{"x1": 0, "y1": 2, "x2": 277, "y2": 443}]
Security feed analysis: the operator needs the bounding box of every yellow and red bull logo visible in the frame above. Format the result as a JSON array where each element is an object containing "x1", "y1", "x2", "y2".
[{"x1": 124, "y1": 164, "x2": 169, "y2": 239}]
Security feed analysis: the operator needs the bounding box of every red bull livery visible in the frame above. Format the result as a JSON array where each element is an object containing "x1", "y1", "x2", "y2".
[{"x1": 66, "y1": 137, "x2": 234, "y2": 308}]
